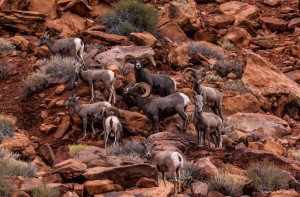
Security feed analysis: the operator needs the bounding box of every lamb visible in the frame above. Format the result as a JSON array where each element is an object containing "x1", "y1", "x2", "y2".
[
  {"x1": 183, "y1": 67, "x2": 224, "y2": 120},
  {"x1": 142, "y1": 140, "x2": 184, "y2": 196},
  {"x1": 38, "y1": 31, "x2": 84, "y2": 60},
  {"x1": 100, "y1": 106, "x2": 122, "y2": 148},
  {"x1": 193, "y1": 91, "x2": 222, "y2": 147},
  {"x1": 75, "y1": 63, "x2": 116, "y2": 104},
  {"x1": 64, "y1": 94, "x2": 111, "y2": 139},
  {"x1": 123, "y1": 82, "x2": 189, "y2": 133},
  {"x1": 122, "y1": 54, "x2": 176, "y2": 96}
]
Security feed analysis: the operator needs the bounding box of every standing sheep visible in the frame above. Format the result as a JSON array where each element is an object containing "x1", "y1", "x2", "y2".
[{"x1": 142, "y1": 140, "x2": 184, "y2": 196}]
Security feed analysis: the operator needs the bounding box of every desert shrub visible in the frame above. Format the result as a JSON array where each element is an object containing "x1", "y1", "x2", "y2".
[
  {"x1": 208, "y1": 171, "x2": 248, "y2": 197},
  {"x1": 247, "y1": 162, "x2": 289, "y2": 192},
  {"x1": 221, "y1": 80, "x2": 250, "y2": 93},
  {"x1": 218, "y1": 38, "x2": 235, "y2": 51},
  {"x1": 214, "y1": 58, "x2": 245, "y2": 78},
  {"x1": 206, "y1": 75, "x2": 223, "y2": 83},
  {"x1": 69, "y1": 144, "x2": 87, "y2": 157},
  {"x1": 23, "y1": 71, "x2": 49, "y2": 99},
  {"x1": 189, "y1": 42, "x2": 226, "y2": 60},
  {"x1": 0, "y1": 148, "x2": 36, "y2": 177},
  {"x1": 0, "y1": 61, "x2": 9, "y2": 81},
  {"x1": 107, "y1": 140, "x2": 146, "y2": 163},
  {"x1": 31, "y1": 182, "x2": 59, "y2": 197},
  {"x1": 0, "y1": 116, "x2": 15, "y2": 140},
  {"x1": 41, "y1": 56, "x2": 77, "y2": 79},
  {"x1": 101, "y1": 1, "x2": 158, "y2": 36},
  {"x1": 0, "y1": 38, "x2": 15, "y2": 55},
  {"x1": 0, "y1": 179, "x2": 13, "y2": 196}
]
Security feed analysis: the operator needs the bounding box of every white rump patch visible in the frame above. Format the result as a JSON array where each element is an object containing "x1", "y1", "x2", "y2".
[
  {"x1": 74, "y1": 38, "x2": 82, "y2": 51},
  {"x1": 107, "y1": 70, "x2": 115, "y2": 82},
  {"x1": 179, "y1": 93, "x2": 190, "y2": 106},
  {"x1": 170, "y1": 152, "x2": 183, "y2": 167},
  {"x1": 171, "y1": 78, "x2": 177, "y2": 91}
]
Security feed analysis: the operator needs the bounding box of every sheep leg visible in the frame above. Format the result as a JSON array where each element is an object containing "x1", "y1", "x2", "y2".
[
  {"x1": 152, "y1": 115, "x2": 160, "y2": 133},
  {"x1": 89, "y1": 81, "x2": 94, "y2": 101},
  {"x1": 91, "y1": 121, "x2": 96, "y2": 135},
  {"x1": 82, "y1": 117, "x2": 87, "y2": 139},
  {"x1": 197, "y1": 127, "x2": 200, "y2": 145},
  {"x1": 210, "y1": 132, "x2": 217, "y2": 147},
  {"x1": 202, "y1": 130, "x2": 206, "y2": 147},
  {"x1": 207, "y1": 128, "x2": 211, "y2": 148},
  {"x1": 173, "y1": 171, "x2": 177, "y2": 196},
  {"x1": 104, "y1": 129, "x2": 109, "y2": 148},
  {"x1": 162, "y1": 172, "x2": 167, "y2": 187},
  {"x1": 176, "y1": 168, "x2": 181, "y2": 192},
  {"x1": 176, "y1": 107, "x2": 188, "y2": 132},
  {"x1": 217, "y1": 126, "x2": 222, "y2": 147}
]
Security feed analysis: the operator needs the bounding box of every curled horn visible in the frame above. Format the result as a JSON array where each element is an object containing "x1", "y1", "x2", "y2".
[
  {"x1": 122, "y1": 54, "x2": 136, "y2": 68},
  {"x1": 105, "y1": 106, "x2": 120, "y2": 117},
  {"x1": 135, "y1": 82, "x2": 151, "y2": 97},
  {"x1": 139, "y1": 54, "x2": 156, "y2": 67},
  {"x1": 193, "y1": 91, "x2": 198, "y2": 96},
  {"x1": 182, "y1": 67, "x2": 197, "y2": 76}
]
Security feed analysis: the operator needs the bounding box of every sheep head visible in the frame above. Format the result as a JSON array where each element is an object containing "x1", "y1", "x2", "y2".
[
  {"x1": 64, "y1": 94, "x2": 79, "y2": 106},
  {"x1": 123, "y1": 82, "x2": 151, "y2": 98},
  {"x1": 38, "y1": 30, "x2": 50, "y2": 47},
  {"x1": 182, "y1": 67, "x2": 205, "y2": 84},
  {"x1": 105, "y1": 106, "x2": 120, "y2": 117},
  {"x1": 193, "y1": 91, "x2": 204, "y2": 113},
  {"x1": 141, "y1": 140, "x2": 157, "y2": 159},
  {"x1": 121, "y1": 54, "x2": 156, "y2": 75}
]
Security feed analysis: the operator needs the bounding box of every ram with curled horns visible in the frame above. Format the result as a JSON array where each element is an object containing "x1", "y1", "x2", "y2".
[
  {"x1": 123, "y1": 82, "x2": 190, "y2": 133},
  {"x1": 122, "y1": 54, "x2": 176, "y2": 97}
]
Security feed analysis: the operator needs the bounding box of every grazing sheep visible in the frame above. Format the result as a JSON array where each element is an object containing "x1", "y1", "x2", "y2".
[
  {"x1": 100, "y1": 107, "x2": 122, "y2": 148},
  {"x1": 122, "y1": 54, "x2": 176, "y2": 96},
  {"x1": 183, "y1": 67, "x2": 224, "y2": 120},
  {"x1": 123, "y1": 82, "x2": 190, "y2": 133},
  {"x1": 193, "y1": 91, "x2": 222, "y2": 147},
  {"x1": 38, "y1": 31, "x2": 84, "y2": 60},
  {"x1": 142, "y1": 140, "x2": 184, "y2": 196},
  {"x1": 75, "y1": 63, "x2": 116, "y2": 104},
  {"x1": 64, "y1": 94, "x2": 111, "y2": 139}
]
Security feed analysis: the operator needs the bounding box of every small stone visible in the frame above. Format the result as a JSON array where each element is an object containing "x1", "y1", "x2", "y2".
[
  {"x1": 55, "y1": 85, "x2": 65, "y2": 95},
  {"x1": 227, "y1": 72, "x2": 237, "y2": 79},
  {"x1": 136, "y1": 177, "x2": 159, "y2": 188},
  {"x1": 39, "y1": 123, "x2": 57, "y2": 134},
  {"x1": 56, "y1": 100, "x2": 65, "y2": 107},
  {"x1": 41, "y1": 110, "x2": 48, "y2": 119},
  {"x1": 84, "y1": 180, "x2": 115, "y2": 195}
]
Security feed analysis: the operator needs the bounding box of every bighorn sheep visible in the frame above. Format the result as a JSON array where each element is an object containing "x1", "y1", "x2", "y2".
[
  {"x1": 183, "y1": 68, "x2": 224, "y2": 120},
  {"x1": 193, "y1": 91, "x2": 222, "y2": 147},
  {"x1": 75, "y1": 63, "x2": 116, "y2": 104},
  {"x1": 122, "y1": 54, "x2": 176, "y2": 96},
  {"x1": 123, "y1": 82, "x2": 190, "y2": 133},
  {"x1": 64, "y1": 94, "x2": 111, "y2": 139},
  {"x1": 142, "y1": 140, "x2": 184, "y2": 196},
  {"x1": 38, "y1": 31, "x2": 84, "y2": 60},
  {"x1": 100, "y1": 106, "x2": 122, "y2": 148}
]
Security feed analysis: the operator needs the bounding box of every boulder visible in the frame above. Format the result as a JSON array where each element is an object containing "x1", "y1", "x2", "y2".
[
  {"x1": 263, "y1": 0, "x2": 281, "y2": 6},
  {"x1": 39, "y1": 144, "x2": 55, "y2": 166},
  {"x1": 136, "y1": 177, "x2": 159, "y2": 188},
  {"x1": 28, "y1": 0, "x2": 57, "y2": 20},
  {"x1": 47, "y1": 183, "x2": 70, "y2": 194},
  {"x1": 53, "y1": 146, "x2": 71, "y2": 166},
  {"x1": 0, "y1": 132, "x2": 32, "y2": 152},
  {"x1": 226, "y1": 113, "x2": 291, "y2": 138},
  {"x1": 76, "y1": 146, "x2": 122, "y2": 168},
  {"x1": 9, "y1": 35, "x2": 30, "y2": 52},
  {"x1": 288, "y1": 18, "x2": 300, "y2": 29},
  {"x1": 84, "y1": 30, "x2": 127, "y2": 43},
  {"x1": 74, "y1": 183, "x2": 84, "y2": 197},
  {"x1": 54, "y1": 116, "x2": 71, "y2": 139},
  {"x1": 94, "y1": 45, "x2": 155, "y2": 69},
  {"x1": 194, "y1": 157, "x2": 218, "y2": 178},
  {"x1": 264, "y1": 139, "x2": 286, "y2": 156},
  {"x1": 128, "y1": 32, "x2": 157, "y2": 46},
  {"x1": 39, "y1": 123, "x2": 58, "y2": 134},
  {"x1": 158, "y1": 20, "x2": 189, "y2": 43},
  {"x1": 191, "y1": 181, "x2": 209, "y2": 196},
  {"x1": 84, "y1": 180, "x2": 115, "y2": 195},
  {"x1": 61, "y1": 0, "x2": 92, "y2": 17},
  {"x1": 52, "y1": 159, "x2": 87, "y2": 181},
  {"x1": 224, "y1": 26, "x2": 252, "y2": 47},
  {"x1": 205, "y1": 14, "x2": 235, "y2": 29},
  {"x1": 260, "y1": 17, "x2": 288, "y2": 32},
  {"x1": 83, "y1": 164, "x2": 158, "y2": 189},
  {"x1": 242, "y1": 52, "x2": 300, "y2": 118},
  {"x1": 219, "y1": 1, "x2": 259, "y2": 20},
  {"x1": 167, "y1": 43, "x2": 190, "y2": 68},
  {"x1": 222, "y1": 91, "x2": 260, "y2": 116},
  {"x1": 268, "y1": 189, "x2": 300, "y2": 197},
  {"x1": 62, "y1": 191, "x2": 79, "y2": 197}
]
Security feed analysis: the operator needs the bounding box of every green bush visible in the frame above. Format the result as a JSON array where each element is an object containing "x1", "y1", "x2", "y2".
[
  {"x1": 218, "y1": 38, "x2": 235, "y2": 51},
  {"x1": 101, "y1": 1, "x2": 158, "y2": 36},
  {"x1": 221, "y1": 80, "x2": 250, "y2": 93},
  {"x1": 0, "y1": 38, "x2": 15, "y2": 56},
  {"x1": 208, "y1": 171, "x2": 248, "y2": 197},
  {"x1": 31, "y1": 182, "x2": 59, "y2": 197},
  {"x1": 0, "y1": 179, "x2": 13, "y2": 197},
  {"x1": 0, "y1": 148, "x2": 36, "y2": 177},
  {"x1": 206, "y1": 75, "x2": 223, "y2": 83},
  {"x1": 41, "y1": 56, "x2": 77, "y2": 79},
  {"x1": 247, "y1": 162, "x2": 289, "y2": 192},
  {"x1": 189, "y1": 42, "x2": 226, "y2": 60},
  {"x1": 23, "y1": 71, "x2": 49, "y2": 99},
  {"x1": 179, "y1": 161, "x2": 202, "y2": 189},
  {"x1": 106, "y1": 140, "x2": 146, "y2": 163},
  {"x1": 0, "y1": 116, "x2": 15, "y2": 140},
  {"x1": 69, "y1": 144, "x2": 87, "y2": 157},
  {"x1": 214, "y1": 58, "x2": 245, "y2": 78}
]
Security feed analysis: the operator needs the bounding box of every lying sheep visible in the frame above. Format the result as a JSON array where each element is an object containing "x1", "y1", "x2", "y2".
[
  {"x1": 75, "y1": 62, "x2": 116, "y2": 104},
  {"x1": 122, "y1": 54, "x2": 176, "y2": 96},
  {"x1": 193, "y1": 91, "x2": 222, "y2": 147},
  {"x1": 123, "y1": 82, "x2": 190, "y2": 133},
  {"x1": 183, "y1": 67, "x2": 224, "y2": 120},
  {"x1": 101, "y1": 107, "x2": 122, "y2": 148},
  {"x1": 38, "y1": 31, "x2": 84, "y2": 60},
  {"x1": 142, "y1": 140, "x2": 184, "y2": 196},
  {"x1": 64, "y1": 94, "x2": 111, "y2": 139}
]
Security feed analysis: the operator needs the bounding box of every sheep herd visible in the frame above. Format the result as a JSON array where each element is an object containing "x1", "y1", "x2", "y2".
[{"x1": 38, "y1": 32, "x2": 225, "y2": 195}]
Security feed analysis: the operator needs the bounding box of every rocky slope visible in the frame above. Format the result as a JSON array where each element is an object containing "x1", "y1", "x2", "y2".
[{"x1": 0, "y1": 0, "x2": 300, "y2": 196}]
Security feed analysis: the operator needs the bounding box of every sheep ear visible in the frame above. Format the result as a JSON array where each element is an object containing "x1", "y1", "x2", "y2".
[
  {"x1": 200, "y1": 91, "x2": 204, "y2": 96},
  {"x1": 152, "y1": 144, "x2": 157, "y2": 149}
]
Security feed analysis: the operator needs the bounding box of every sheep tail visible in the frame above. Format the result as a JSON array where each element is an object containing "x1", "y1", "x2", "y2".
[{"x1": 178, "y1": 153, "x2": 182, "y2": 162}]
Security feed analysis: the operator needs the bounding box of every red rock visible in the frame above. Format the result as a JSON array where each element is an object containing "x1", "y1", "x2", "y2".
[
  {"x1": 47, "y1": 98, "x2": 59, "y2": 110},
  {"x1": 224, "y1": 26, "x2": 252, "y2": 47},
  {"x1": 194, "y1": 157, "x2": 218, "y2": 178},
  {"x1": 55, "y1": 85, "x2": 65, "y2": 95},
  {"x1": 158, "y1": 20, "x2": 188, "y2": 43},
  {"x1": 11, "y1": 191, "x2": 30, "y2": 197},
  {"x1": 39, "y1": 123, "x2": 57, "y2": 134},
  {"x1": 219, "y1": 1, "x2": 259, "y2": 20},
  {"x1": 263, "y1": 0, "x2": 281, "y2": 6},
  {"x1": 205, "y1": 14, "x2": 234, "y2": 29},
  {"x1": 54, "y1": 116, "x2": 71, "y2": 139},
  {"x1": 74, "y1": 183, "x2": 84, "y2": 197},
  {"x1": 47, "y1": 183, "x2": 69, "y2": 194},
  {"x1": 39, "y1": 144, "x2": 55, "y2": 165},
  {"x1": 129, "y1": 32, "x2": 157, "y2": 46},
  {"x1": 84, "y1": 180, "x2": 115, "y2": 195},
  {"x1": 167, "y1": 43, "x2": 190, "y2": 68},
  {"x1": 62, "y1": 0, "x2": 92, "y2": 17},
  {"x1": 28, "y1": 0, "x2": 57, "y2": 20},
  {"x1": 84, "y1": 31, "x2": 127, "y2": 43},
  {"x1": 53, "y1": 146, "x2": 71, "y2": 166},
  {"x1": 260, "y1": 17, "x2": 288, "y2": 32},
  {"x1": 208, "y1": 191, "x2": 225, "y2": 197},
  {"x1": 52, "y1": 159, "x2": 87, "y2": 180},
  {"x1": 264, "y1": 139, "x2": 286, "y2": 156},
  {"x1": 136, "y1": 177, "x2": 159, "y2": 188},
  {"x1": 62, "y1": 191, "x2": 79, "y2": 197},
  {"x1": 191, "y1": 181, "x2": 209, "y2": 196}
]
